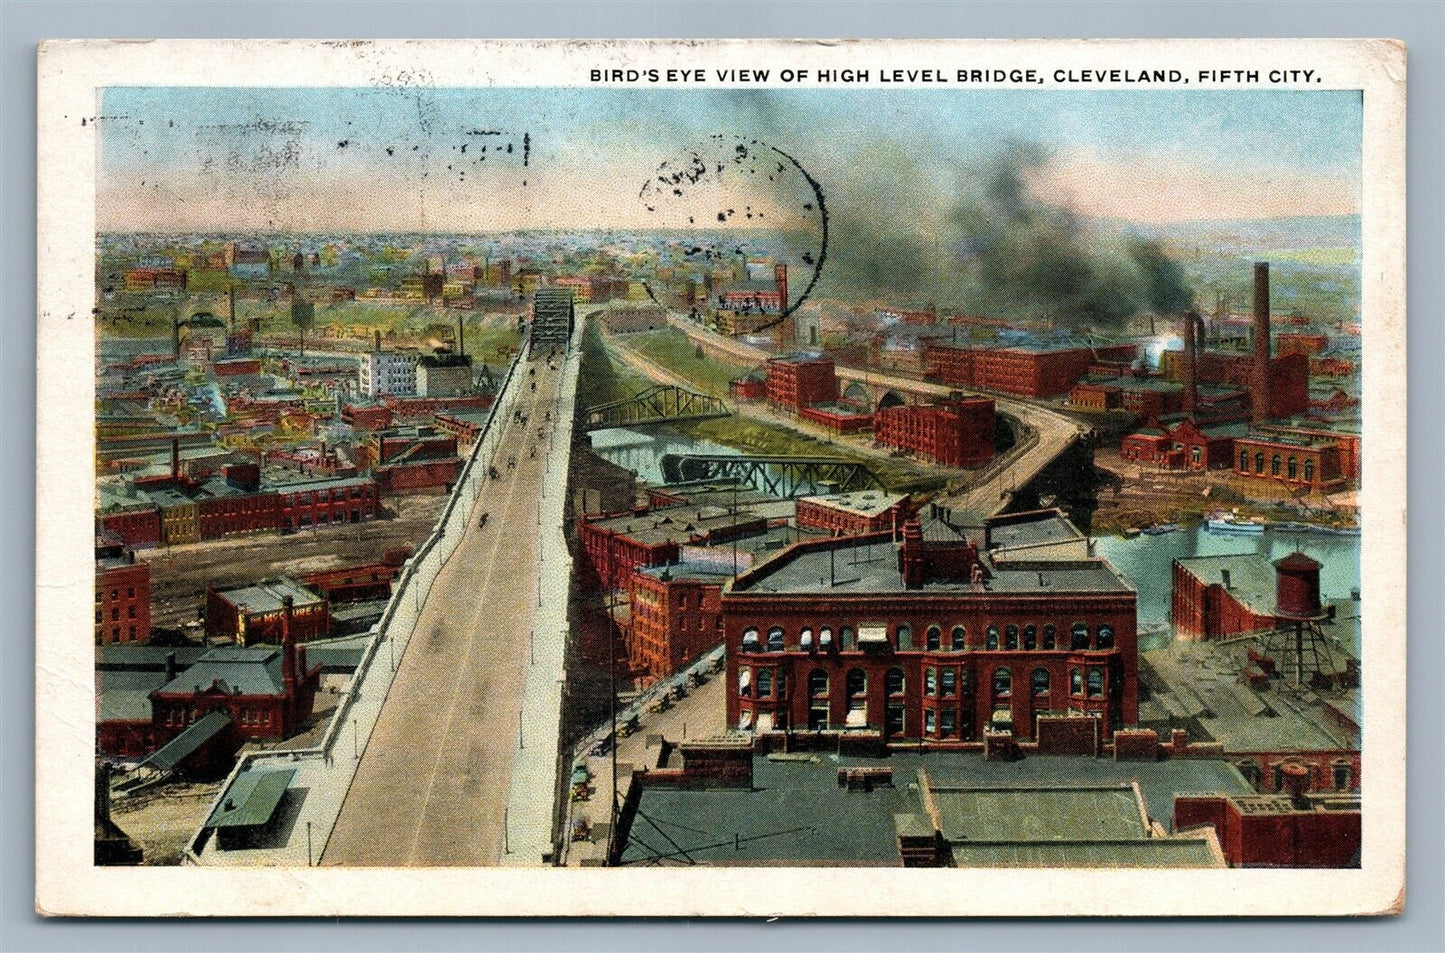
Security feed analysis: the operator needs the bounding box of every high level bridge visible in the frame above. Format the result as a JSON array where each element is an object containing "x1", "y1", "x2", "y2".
[{"x1": 582, "y1": 384, "x2": 729, "y2": 432}]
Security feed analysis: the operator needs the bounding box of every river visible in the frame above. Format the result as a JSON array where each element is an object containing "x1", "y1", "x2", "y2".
[
  {"x1": 1094, "y1": 525, "x2": 1361, "y2": 628},
  {"x1": 588, "y1": 426, "x2": 740, "y2": 486}
]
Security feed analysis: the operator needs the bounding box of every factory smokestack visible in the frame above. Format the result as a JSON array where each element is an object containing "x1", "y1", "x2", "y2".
[
  {"x1": 170, "y1": 437, "x2": 181, "y2": 482},
  {"x1": 1253, "y1": 261, "x2": 1272, "y2": 423},
  {"x1": 1181, "y1": 310, "x2": 1199, "y2": 417},
  {"x1": 457, "y1": 314, "x2": 465, "y2": 358},
  {"x1": 374, "y1": 329, "x2": 382, "y2": 353}
]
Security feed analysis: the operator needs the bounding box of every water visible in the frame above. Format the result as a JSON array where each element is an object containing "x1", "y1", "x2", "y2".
[
  {"x1": 588, "y1": 426, "x2": 740, "y2": 486},
  {"x1": 1093, "y1": 525, "x2": 1362, "y2": 627}
]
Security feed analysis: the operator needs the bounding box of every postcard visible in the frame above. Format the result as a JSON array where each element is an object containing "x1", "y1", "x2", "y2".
[{"x1": 36, "y1": 37, "x2": 1406, "y2": 916}]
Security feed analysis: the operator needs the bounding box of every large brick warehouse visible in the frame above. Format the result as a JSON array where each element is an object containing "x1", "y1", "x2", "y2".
[{"x1": 722, "y1": 509, "x2": 1139, "y2": 745}]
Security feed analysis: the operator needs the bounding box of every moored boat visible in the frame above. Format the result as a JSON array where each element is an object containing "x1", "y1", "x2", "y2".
[{"x1": 1206, "y1": 514, "x2": 1265, "y2": 534}]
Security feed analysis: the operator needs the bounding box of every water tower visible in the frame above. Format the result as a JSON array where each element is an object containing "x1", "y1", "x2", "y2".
[{"x1": 1261, "y1": 551, "x2": 1337, "y2": 687}]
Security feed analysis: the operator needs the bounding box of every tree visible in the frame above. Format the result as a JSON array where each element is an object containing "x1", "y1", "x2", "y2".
[{"x1": 291, "y1": 296, "x2": 316, "y2": 359}]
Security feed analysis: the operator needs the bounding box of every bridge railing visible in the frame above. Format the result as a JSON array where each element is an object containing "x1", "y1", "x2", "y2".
[{"x1": 183, "y1": 343, "x2": 530, "y2": 866}]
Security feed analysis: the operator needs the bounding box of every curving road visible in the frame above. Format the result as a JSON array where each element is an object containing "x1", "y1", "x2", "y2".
[
  {"x1": 321, "y1": 356, "x2": 563, "y2": 867},
  {"x1": 662, "y1": 316, "x2": 1092, "y2": 517}
]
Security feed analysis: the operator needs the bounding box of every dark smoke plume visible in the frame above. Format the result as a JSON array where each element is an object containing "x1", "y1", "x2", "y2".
[{"x1": 820, "y1": 139, "x2": 1193, "y2": 330}]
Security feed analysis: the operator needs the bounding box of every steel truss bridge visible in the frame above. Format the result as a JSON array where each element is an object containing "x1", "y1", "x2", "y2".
[
  {"x1": 582, "y1": 384, "x2": 730, "y2": 431},
  {"x1": 659, "y1": 453, "x2": 885, "y2": 498}
]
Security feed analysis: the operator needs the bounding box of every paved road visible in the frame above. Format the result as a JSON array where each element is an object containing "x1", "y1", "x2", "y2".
[{"x1": 321, "y1": 356, "x2": 563, "y2": 867}]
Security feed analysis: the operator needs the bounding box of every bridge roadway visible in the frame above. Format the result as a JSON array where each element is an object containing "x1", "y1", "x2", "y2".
[
  {"x1": 321, "y1": 356, "x2": 563, "y2": 867},
  {"x1": 659, "y1": 315, "x2": 1092, "y2": 517}
]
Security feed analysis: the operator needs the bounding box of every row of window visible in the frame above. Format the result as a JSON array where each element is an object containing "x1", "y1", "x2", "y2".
[
  {"x1": 96, "y1": 605, "x2": 139, "y2": 623},
  {"x1": 1237, "y1": 759, "x2": 1355, "y2": 792},
  {"x1": 97, "y1": 586, "x2": 139, "y2": 602},
  {"x1": 740, "y1": 665, "x2": 1110, "y2": 700},
  {"x1": 739, "y1": 622, "x2": 1117, "y2": 653},
  {"x1": 1239, "y1": 450, "x2": 1316, "y2": 482}
]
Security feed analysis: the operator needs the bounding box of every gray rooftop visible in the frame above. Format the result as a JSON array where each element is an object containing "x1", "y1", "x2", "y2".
[
  {"x1": 798, "y1": 490, "x2": 905, "y2": 519},
  {"x1": 985, "y1": 511, "x2": 1084, "y2": 551},
  {"x1": 157, "y1": 646, "x2": 286, "y2": 696},
  {"x1": 1173, "y1": 553, "x2": 1276, "y2": 617},
  {"x1": 733, "y1": 536, "x2": 1132, "y2": 598},
  {"x1": 618, "y1": 752, "x2": 1247, "y2": 867},
  {"x1": 213, "y1": 577, "x2": 323, "y2": 615}
]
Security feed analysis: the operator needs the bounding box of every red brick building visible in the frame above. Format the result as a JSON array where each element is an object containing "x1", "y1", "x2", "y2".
[
  {"x1": 205, "y1": 577, "x2": 330, "y2": 645},
  {"x1": 341, "y1": 403, "x2": 395, "y2": 431},
  {"x1": 797, "y1": 404, "x2": 874, "y2": 434},
  {"x1": 626, "y1": 560, "x2": 732, "y2": 685},
  {"x1": 299, "y1": 546, "x2": 410, "y2": 603},
  {"x1": 925, "y1": 342, "x2": 1137, "y2": 398},
  {"x1": 1120, "y1": 419, "x2": 1246, "y2": 470},
  {"x1": 578, "y1": 504, "x2": 768, "y2": 593},
  {"x1": 1172, "y1": 554, "x2": 1278, "y2": 641},
  {"x1": 1232, "y1": 432, "x2": 1347, "y2": 490},
  {"x1": 724, "y1": 511, "x2": 1139, "y2": 743},
  {"x1": 1070, "y1": 377, "x2": 1184, "y2": 421},
  {"x1": 1276, "y1": 332, "x2": 1330, "y2": 357},
  {"x1": 1256, "y1": 421, "x2": 1361, "y2": 483},
  {"x1": 1174, "y1": 772, "x2": 1360, "y2": 868},
  {"x1": 765, "y1": 354, "x2": 839, "y2": 411},
  {"x1": 729, "y1": 375, "x2": 767, "y2": 402},
  {"x1": 874, "y1": 396, "x2": 995, "y2": 468},
  {"x1": 794, "y1": 491, "x2": 914, "y2": 536},
  {"x1": 96, "y1": 539, "x2": 151, "y2": 645}
]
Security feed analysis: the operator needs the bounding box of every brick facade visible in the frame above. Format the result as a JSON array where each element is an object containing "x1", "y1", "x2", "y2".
[{"x1": 873, "y1": 397, "x2": 996, "y2": 468}]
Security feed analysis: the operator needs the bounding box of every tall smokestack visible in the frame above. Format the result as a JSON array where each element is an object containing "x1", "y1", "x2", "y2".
[
  {"x1": 1181, "y1": 310, "x2": 1198, "y2": 417},
  {"x1": 281, "y1": 594, "x2": 297, "y2": 698},
  {"x1": 457, "y1": 314, "x2": 465, "y2": 357},
  {"x1": 170, "y1": 437, "x2": 180, "y2": 482},
  {"x1": 374, "y1": 329, "x2": 382, "y2": 353},
  {"x1": 227, "y1": 285, "x2": 236, "y2": 332},
  {"x1": 1253, "y1": 261, "x2": 1272, "y2": 422}
]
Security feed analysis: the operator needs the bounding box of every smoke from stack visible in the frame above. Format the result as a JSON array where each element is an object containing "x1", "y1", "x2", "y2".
[{"x1": 1253, "y1": 261, "x2": 1273, "y2": 423}]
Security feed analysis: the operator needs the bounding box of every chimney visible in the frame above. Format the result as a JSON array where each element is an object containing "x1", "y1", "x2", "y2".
[
  {"x1": 164, "y1": 651, "x2": 178, "y2": 682},
  {"x1": 374, "y1": 329, "x2": 382, "y2": 353},
  {"x1": 1220, "y1": 569, "x2": 1232, "y2": 590},
  {"x1": 1180, "y1": 310, "x2": 1198, "y2": 416},
  {"x1": 281, "y1": 594, "x2": 298, "y2": 698},
  {"x1": 898, "y1": 519, "x2": 925, "y2": 590},
  {"x1": 1281, "y1": 761, "x2": 1311, "y2": 808},
  {"x1": 1252, "y1": 261, "x2": 1272, "y2": 422},
  {"x1": 170, "y1": 437, "x2": 181, "y2": 482},
  {"x1": 774, "y1": 262, "x2": 788, "y2": 313}
]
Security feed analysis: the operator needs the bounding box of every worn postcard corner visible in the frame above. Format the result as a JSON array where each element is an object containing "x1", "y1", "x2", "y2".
[{"x1": 35, "y1": 36, "x2": 1405, "y2": 918}]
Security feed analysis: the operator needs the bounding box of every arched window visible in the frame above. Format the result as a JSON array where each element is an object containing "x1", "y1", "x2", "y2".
[
  {"x1": 1096, "y1": 625, "x2": 1115, "y2": 650},
  {"x1": 809, "y1": 669, "x2": 829, "y2": 698},
  {"x1": 1254, "y1": 451, "x2": 1265, "y2": 474},
  {"x1": 818, "y1": 627, "x2": 833, "y2": 651},
  {"x1": 1070, "y1": 668, "x2": 1083, "y2": 695},
  {"x1": 1237, "y1": 759, "x2": 1262, "y2": 789},
  {"x1": 926, "y1": 625, "x2": 941, "y2": 651},
  {"x1": 1332, "y1": 760, "x2": 1353, "y2": 790},
  {"x1": 1239, "y1": 449, "x2": 1249, "y2": 471},
  {"x1": 1288, "y1": 456, "x2": 1298, "y2": 480},
  {"x1": 992, "y1": 667, "x2": 1012, "y2": 697},
  {"x1": 1005, "y1": 624, "x2": 1019, "y2": 650},
  {"x1": 1043, "y1": 624, "x2": 1056, "y2": 650},
  {"x1": 885, "y1": 667, "x2": 905, "y2": 696},
  {"x1": 738, "y1": 666, "x2": 753, "y2": 697},
  {"x1": 1031, "y1": 667, "x2": 1051, "y2": 696},
  {"x1": 897, "y1": 624, "x2": 913, "y2": 650},
  {"x1": 741, "y1": 628, "x2": 760, "y2": 652},
  {"x1": 1086, "y1": 668, "x2": 1104, "y2": 697},
  {"x1": 840, "y1": 626, "x2": 855, "y2": 650},
  {"x1": 1071, "y1": 622, "x2": 1090, "y2": 650},
  {"x1": 846, "y1": 668, "x2": 868, "y2": 697},
  {"x1": 951, "y1": 626, "x2": 966, "y2": 651},
  {"x1": 767, "y1": 626, "x2": 785, "y2": 652},
  {"x1": 757, "y1": 669, "x2": 773, "y2": 697},
  {"x1": 941, "y1": 668, "x2": 957, "y2": 696},
  {"x1": 959, "y1": 669, "x2": 975, "y2": 695},
  {"x1": 1304, "y1": 459, "x2": 1315, "y2": 483},
  {"x1": 799, "y1": 627, "x2": 814, "y2": 651},
  {"x1": 924, "y1": 667, "x2": 937, "y2": 696},
  {"x1": 986, "y1": 625, "x2": 999, "y2": 650},
  {"x1": 1271, "y1": 454, "x2": 1282, "y2": 476},
  {"x1": 1023, "y1": 625, "x2": 1037, "y2": 650}
]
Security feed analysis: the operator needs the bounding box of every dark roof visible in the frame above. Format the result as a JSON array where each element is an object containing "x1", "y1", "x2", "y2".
[
  {"x1": 157, "y1": 646, "x2": 286, "y2": 697},
  {"x1": 205, "y1": 768, "x2": 295, "y2": 828},
  {"x1": 141, "y1": 710, "x2": 232, "y2": 772},
  {"x1": 418, "y1": 353, "x2": 473, "y2": 369}
]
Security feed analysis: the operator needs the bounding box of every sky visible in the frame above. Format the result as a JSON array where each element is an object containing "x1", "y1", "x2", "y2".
[{"x1": 97, "y1": 86, "x2": 1363, "y2": 233}]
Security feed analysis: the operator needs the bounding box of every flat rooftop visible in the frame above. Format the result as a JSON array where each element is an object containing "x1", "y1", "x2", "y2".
[
  {"x1": 619, "y1": 752, "x2": 1246, "y2": 867},
  {"x1": 1174, "y1": 553, "x2": 1277, "y2": 617},
  {"x1": 798, "y1": 490, "x2": 905, "y2": 519},
  {"x1": 214, "y1": 577, "x2": 324, "y2": 614},
  {"x1": 733, "y1": 537, "x2": 1132, "y2": 598},
  {"x1": 984, "y1": 510, "x2": 1085, "y2": 551},
  {"x1": 1139, "y1": 607, "x2": 1360, "y2": 753}
]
